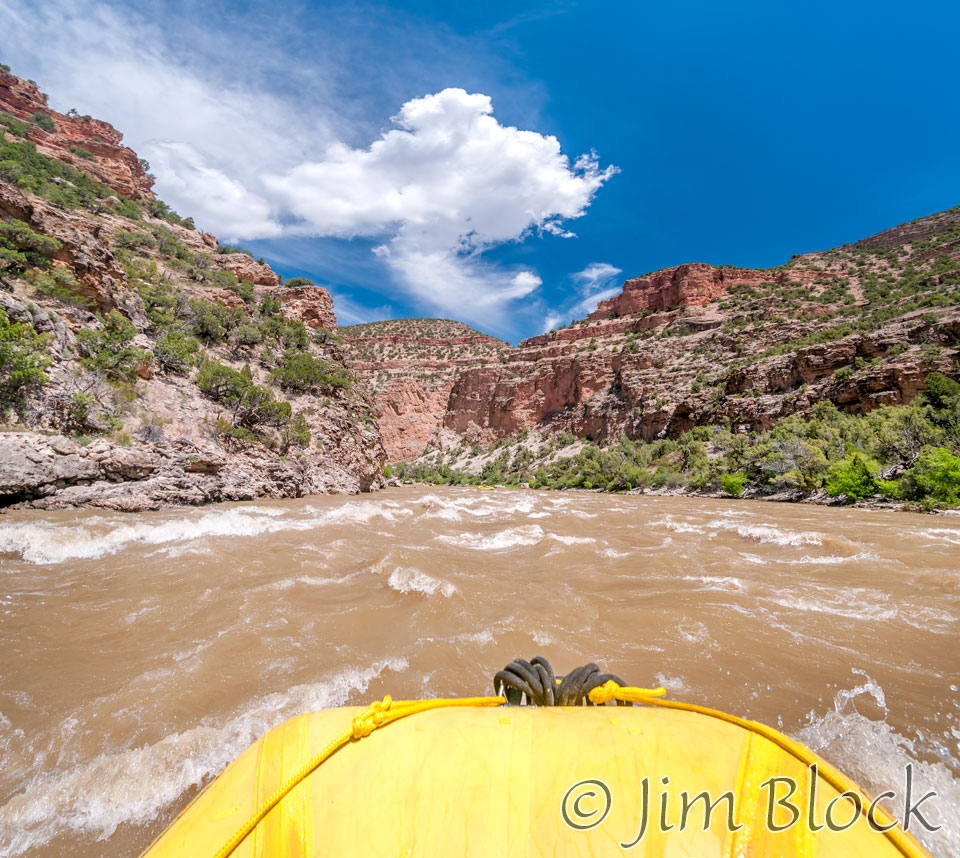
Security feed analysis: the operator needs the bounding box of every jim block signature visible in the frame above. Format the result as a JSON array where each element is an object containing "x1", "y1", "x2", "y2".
[{"x1": 560, "y1": 764, "x2": 940, "y2": 849}]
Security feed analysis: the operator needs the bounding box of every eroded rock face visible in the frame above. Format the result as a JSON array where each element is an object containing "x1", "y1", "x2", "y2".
[
  {"x1": 278, "y1": 286, "x2": 337, "y2": 330},
  {"x1": 589, "y1": 263, "x2": 825, "y2": 319},
  {"x1": 209, "y1": 254, "x2": 279, "y2": 287},
  {"x1": 407, "y1": 208, "x2": 960, "y2": 455},
  {"x1": 340, "y1": 319, "x2": 509, "y2": 462},
  {"x1": 0, "y1": 183, "x2": 140, "y2": 317},
  {"x1": 0, "y1": 432, "x2": 382, "y2": 511},
  {"x1": 0, "y1": 70, "x2": 155, "y2": 200},
  {"x1": 373, "y1": 378, "x2": 458, "y2": 462}
]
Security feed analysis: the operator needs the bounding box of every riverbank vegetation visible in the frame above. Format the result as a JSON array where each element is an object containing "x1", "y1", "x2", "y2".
[{"x1": 395, "y1": 373, "x2": 960, "y2": 509}]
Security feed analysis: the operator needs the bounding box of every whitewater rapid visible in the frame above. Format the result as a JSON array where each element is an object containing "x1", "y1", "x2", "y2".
[{"x1": 0, "y1": 487, "x2": 957, "y2": 857}]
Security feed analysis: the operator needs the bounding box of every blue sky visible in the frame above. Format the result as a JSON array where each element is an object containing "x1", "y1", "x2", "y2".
[{"x1": 2, "y1": 1, "x2": 959, "y2": 342}]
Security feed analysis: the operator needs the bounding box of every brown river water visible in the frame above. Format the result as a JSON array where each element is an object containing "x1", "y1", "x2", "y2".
[{"x1": 0, "y1": 487, "x2": 958, "y2": 857}]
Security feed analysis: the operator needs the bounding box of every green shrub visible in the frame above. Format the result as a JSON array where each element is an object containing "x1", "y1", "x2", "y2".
[
  {"x1": 217, "y1": 243, "x2": 254, "y2": 257},
  {"x1": 26, "y1": 265, "x2": 91, "y2": 306},
  {"x1": 259, "y1": 316, "x2": 308, "y2": 349},
  {"x1": 230, "y1": 323, "x2": 263, "y2": 348},
  {"x1": 69, "y1": 145, "x2": 94, "y2": 160},
  {"x1": 151, "y1": 226, "x2": 194, "y2": 262},
  {"x1": 833, "y1": 366, "x2": 854, "y2": 382},
  {"x1": 313, "y1": 326, "x2": 342, "y2": 345},
  {"x1": 876, "y1": 479, "x2": 900, "y2": 500},
  {"x1": 258, "y1": 294, "x2": 282, "y2": 317},
  {"x1": 922, "y1": 372, "x2": 960, "y2": 411},
  {"x1": 68, "y1": 391, "x2": 94, "y2": 428},
  {"x1": 188, "y1": 298, "x2": 244, "y2": 343},
  {"x1": 197, "y1": 361, "x2": 291, "y2": 430},
  {"x1": 0, "y1": 219, "x2": 60, "y2": 274},
  {"x1": 270, "y1": 349, "x2": 351, "y2": 392},
  {"x1": 113, "y1": 229, "x2": 157, "y2": 250},
  {"x1": 229, "y1": 279, "x2": 256, "y2": 305},
  {"x1": 284, "y1": 276, "x2": 314, "y2": 288},
  {"x1": 135, "y1": 273, "x2": 184, "y2": 331},
  {"x1": 29, "y1": 111, "x2": 55, "y2": 132},
  {"x1": 155, "y1": 330, "x2": 200, "y2": 373},
  {"x1": 0, "y1": 110, "x2": 31, "y2": 138},
  {"x1": 77, "y1": 311, "x2": 150, "y2": 381},
  {"x1": 0, "y1": 309, "x2": 51, "y2": 407},
  {"x1": 825, "y1": 454, "x2": 877, "y2": 501},
  {"x1": 146, "y1": 199, "x2": 192, "y2": 228},
  {"x1": 115, "y1": 198, "x2": 143, "y2": 220},
  {"x1": 280, "y1": 413, "x2": 311, "y2": 452},
  {"x1": 721, "y1": 471, "x2": 749, "y2": 497},
  {"x1": 899, "y1": 446, "x2": 960, "y2": 506}
]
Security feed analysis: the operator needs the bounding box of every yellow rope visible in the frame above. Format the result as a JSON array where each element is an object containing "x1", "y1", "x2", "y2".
[
  {"x1": 587, "y1": 682, "x2": 930, "y2": 858},
  {"x1": 208, "y1": 681, "x2": 928, "y2": 858},
  {"x1": 211, "y1": 694, "x2": 504, "y2": 858},
  {"x1": 587, "y1": 680, "x2": 667, "y2": 704}
]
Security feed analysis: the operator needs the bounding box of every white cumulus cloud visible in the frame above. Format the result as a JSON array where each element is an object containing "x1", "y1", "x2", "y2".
[
  {"x1": 265, "y1": 88, "x2": 616, "y2": 327},
  {"x1": 0, "y1": 2, "x2": 618, "y2": 330},
  {"x1": 148, "y1": 142, "x2": 283, "y2": 240}
]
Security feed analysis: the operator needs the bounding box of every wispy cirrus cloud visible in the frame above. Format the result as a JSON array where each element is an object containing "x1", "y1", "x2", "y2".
[{"x1": 543, "y1": 262, "x2": 623, "y2": 331}]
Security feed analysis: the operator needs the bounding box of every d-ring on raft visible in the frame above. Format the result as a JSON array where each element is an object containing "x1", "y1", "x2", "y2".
[{"x1": 140, "y1": 657, "x2": 933, "y2": 858}]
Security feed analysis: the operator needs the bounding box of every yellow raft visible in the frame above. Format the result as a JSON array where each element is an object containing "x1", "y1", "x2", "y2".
[{"x1": 140, "y1": 684, "x2": 931, "y2": 858}]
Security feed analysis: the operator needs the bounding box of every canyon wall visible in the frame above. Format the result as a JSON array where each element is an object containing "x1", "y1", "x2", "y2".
[
  {"x1": 349, "y1": 211, "x2": 960, "y2": 461},
  {"x1": 340, "y1": 319, "x2": 508, "y2": 461},
  {"x1": 0, "y1": 68, "x2": 385, "y2": 509}
]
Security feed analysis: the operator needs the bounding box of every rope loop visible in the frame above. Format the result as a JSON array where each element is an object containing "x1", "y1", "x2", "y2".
[
  {"x1": 352, "y1": 695, "x2": 393, "y2": 739},
  {"x1": 586, "y1": 679, "x2": 620, "y2": 704},
  {"x1": 493, "y1": 657, "x2": 664, "y2": 707}
]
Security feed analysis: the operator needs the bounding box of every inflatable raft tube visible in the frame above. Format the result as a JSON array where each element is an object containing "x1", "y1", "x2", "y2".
[{"x1": 140, "y1": 690, "x2": 932, "y2": 858}]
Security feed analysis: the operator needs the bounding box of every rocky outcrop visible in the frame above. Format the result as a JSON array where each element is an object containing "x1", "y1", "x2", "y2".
[
  {"x1": 0, "y1": 432, "x2": 381, "y2": 511},
  {"x1": 0, "y1": 70, "x2": 154, "y2": 200},
  {"x1": 278, "y1": 286, "x2": 337, "y2": 330},
  {"x1": 209, "y1": 253, "x2": 279, "y2": 287},
  {"x1": 589, "y1": 263, "x2": 827, "y2": 319}
]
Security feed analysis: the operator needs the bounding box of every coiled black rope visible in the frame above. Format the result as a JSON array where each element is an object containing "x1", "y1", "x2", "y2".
[{"x1": 493, "y1": 656, "x2": 633, "y2": 706}]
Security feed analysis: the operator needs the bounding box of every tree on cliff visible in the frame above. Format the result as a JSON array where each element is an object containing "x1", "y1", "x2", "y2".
[
  {"x1": 0, "y1": 310, "x2": 51, "y2": 411},
  {"x1": 0, "y1": 219, "x2": 60, "y2": 276}
]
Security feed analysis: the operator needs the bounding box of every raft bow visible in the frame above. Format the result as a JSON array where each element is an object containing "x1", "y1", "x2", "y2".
[{"x1": 140, "y1": 657, "x2": 932, "y2": 858}]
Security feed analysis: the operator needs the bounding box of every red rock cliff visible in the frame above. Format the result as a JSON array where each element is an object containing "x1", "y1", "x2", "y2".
[
  {"x1": 590, "y1": 263, "x2": 822, "y2": 319},
  {"x1": 341, "y1": 319, "x2": 508, "y2": 461},
  {"x1": 0, "y1": 69, "x2": 155, "y2": 200},
  {"x1": 420, "y1": 208, "x2": 960, "y2": 454}
]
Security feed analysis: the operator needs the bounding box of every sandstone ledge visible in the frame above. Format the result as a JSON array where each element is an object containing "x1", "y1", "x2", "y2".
[{"x1": 0, "y1": 432, "x2": 381, "y2": 512}]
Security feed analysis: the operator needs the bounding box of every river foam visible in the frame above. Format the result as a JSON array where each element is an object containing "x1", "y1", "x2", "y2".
[
  {"x1": 795, "y1": 674, "x2": 960, "y2": 858},
  {"x1": 387, "y1": 567, "x2": 457, "y2": 597},
  {"x1": 0, "y1": 658, "x2": 407, "y2": 857},
  {"x1": 435, "y1": 524, "x2": 546, "y2": 551},
  {"x1": 0, "y1": 500, "x2": 424, "y2": 565}
]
